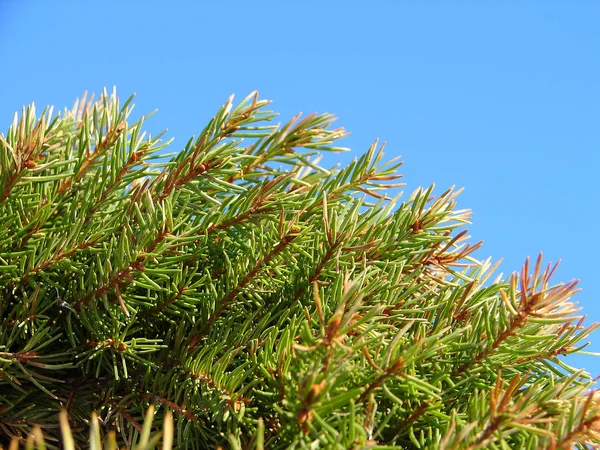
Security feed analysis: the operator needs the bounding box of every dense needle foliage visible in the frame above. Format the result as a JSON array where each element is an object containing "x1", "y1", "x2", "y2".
[{"x1": 0, "y1": 90, "x2": 599, "y2": 449}]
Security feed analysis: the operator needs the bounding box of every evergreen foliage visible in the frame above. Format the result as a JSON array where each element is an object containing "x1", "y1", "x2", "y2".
[{"x1": 0, "y1": 90, "x2": 598, "y2": 449}]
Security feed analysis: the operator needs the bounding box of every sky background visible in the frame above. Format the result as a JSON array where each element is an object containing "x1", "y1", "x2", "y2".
[{"x1": 1, "y1": 2, "x2": 599, "y2": 376}]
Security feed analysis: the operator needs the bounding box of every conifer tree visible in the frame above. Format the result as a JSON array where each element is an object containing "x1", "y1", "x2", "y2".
[{"x1": 0, "y1": 89, "x2": 599, "y2": 449}]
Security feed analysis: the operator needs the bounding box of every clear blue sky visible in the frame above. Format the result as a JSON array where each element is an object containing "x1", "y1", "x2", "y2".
[{"x1": 1, "y1": 2, "x2": 599, "y2": 376}]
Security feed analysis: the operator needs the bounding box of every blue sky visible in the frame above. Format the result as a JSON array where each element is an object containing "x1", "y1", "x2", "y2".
[{"x1": 1, "y1": 2, "x2": 599, "y2": 376}]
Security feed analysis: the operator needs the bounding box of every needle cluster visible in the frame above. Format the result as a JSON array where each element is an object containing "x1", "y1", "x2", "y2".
[{"x1": 0, "y1": 90, "x2": 598, "y2": 449}]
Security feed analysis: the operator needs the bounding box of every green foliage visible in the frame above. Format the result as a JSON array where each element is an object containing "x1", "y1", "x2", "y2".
[{"x1": 0, "y1": 89, "x2": 599, "y2": 449}]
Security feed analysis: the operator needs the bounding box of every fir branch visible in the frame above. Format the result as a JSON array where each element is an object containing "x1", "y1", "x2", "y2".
[{"x1": 2, "y1": 91, "x2": 599, "y2": 449}]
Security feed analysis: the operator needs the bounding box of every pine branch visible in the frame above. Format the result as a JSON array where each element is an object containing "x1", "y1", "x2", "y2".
[{"x1": 1, "y1": 90, "x2": 598, "y2": 449}]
